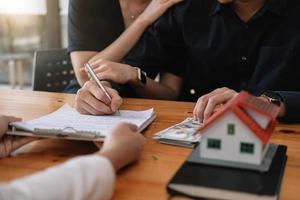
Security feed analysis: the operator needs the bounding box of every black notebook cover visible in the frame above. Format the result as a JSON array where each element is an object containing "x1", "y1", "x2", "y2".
[{"x1": 167, "y1": 145, "x2": 287, "y2": 199}]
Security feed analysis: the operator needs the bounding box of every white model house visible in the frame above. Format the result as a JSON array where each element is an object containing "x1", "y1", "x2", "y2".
[{"x1": 197, "y1": 91, "x2": 280, "y2": 165}]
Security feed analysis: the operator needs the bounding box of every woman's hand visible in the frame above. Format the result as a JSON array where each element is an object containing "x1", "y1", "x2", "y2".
[
  {"x1": 0, "y1": 115, "x2": 36, "y2": 158},
  {"x1": 193, "y1": 88, "x2": 238, "y2": 123},
  {"x1": 138, "y1": 0, "x2": 184, "y2": 26},
  {"x1": 84, "y1": 60, "x2": 138, "y2": 85}
]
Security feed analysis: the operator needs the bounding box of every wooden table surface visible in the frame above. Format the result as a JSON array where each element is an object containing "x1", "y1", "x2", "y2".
[{"x1": 0, "y1": 90, "x2": 300, "y2": 200}]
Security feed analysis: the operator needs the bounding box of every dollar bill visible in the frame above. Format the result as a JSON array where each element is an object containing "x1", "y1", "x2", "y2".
[{"x1": 153, "y1": 118, "x2": 202, "y2": 148}]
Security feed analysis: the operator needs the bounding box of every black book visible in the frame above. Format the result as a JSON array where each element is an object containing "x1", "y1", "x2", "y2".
[{"x1": 167, "y1": 145, "x2": 287, "y2": 200}]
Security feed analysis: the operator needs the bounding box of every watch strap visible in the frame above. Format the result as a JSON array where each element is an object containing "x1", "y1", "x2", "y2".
[
  {"x1": 261, "y1": 91, "x2": 283, "y2": 106},
  {"x1": 133, "y1": 67, "x2": 147, "y2": 87}
]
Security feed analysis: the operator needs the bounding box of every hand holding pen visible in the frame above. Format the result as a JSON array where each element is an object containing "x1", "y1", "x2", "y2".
[
  {"x1": 74, "y1": 64, "x2": 123, "y2": 116},
  {"x1": 85, "y1": 63, "x2": 121, "y2": 115},
  {"x1": 85, "y1": 63, "x2": 113, "y2": 101}
]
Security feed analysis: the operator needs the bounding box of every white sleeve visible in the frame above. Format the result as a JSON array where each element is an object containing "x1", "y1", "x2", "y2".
[{"x1": 0, "y1": 155, "x2": 115, "y2": 200}]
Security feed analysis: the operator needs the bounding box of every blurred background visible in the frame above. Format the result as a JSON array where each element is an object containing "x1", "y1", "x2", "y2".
[{"x1": 0, "y1": 0, "x2": 69, "y2": 90}]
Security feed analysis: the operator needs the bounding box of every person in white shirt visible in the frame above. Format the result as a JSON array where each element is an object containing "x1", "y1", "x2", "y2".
[{"x1": 0, "y1": 115, "x2": 145, "y2": 200}]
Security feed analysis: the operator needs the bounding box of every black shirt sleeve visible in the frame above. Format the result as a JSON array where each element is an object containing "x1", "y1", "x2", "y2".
[
  {"x1": 67, "y1": 0, "x2": 124, "y2": 53},
  {"x1": 275, "y1": 91, "x2": 300, "y2": 123},
  {"x1": 124, "y1": 7, "x2": 186, "y2": 78}
]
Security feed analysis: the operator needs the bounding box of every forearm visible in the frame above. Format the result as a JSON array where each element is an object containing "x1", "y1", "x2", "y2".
[
  {"x1": 71, "y1": 51, "x2": 98, "y2": 86},
  {"x1": 131, "y1": 78, "x2": 177, "y2": 100},
  {"x1": 0, "y1": 155, "x2": 115, "y2": 200},
  {"x1": 130, "y1": 72, "x2": 182, "y2": 100},
  {"x1": 88, "y1": 18, "x2": 149, "y2": 64},
  {"x1": 72, "y1": 19, "x2": 149, "y2": 87}
]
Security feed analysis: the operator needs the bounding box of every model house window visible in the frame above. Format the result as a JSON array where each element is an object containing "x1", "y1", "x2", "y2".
[
  {"x1": 207, "y1": 139, "x2": 221, "y2": 149},
  {"x1": 240, "y1": 142, "x2": 254, "y2": 154},
  {"x1": 227, "y1": 124, "x2": 235, "y2": 135}
]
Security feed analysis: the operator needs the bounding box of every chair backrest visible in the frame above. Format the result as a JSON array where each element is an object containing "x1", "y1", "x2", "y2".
[{"x1": 32, "y1": 49, "x2": 75, "y2": 92}]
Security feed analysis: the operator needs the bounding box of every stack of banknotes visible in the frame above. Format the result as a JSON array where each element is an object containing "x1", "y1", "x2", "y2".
[{"x1": 153, "y1": 118, "x2": 202, "y2": 148}]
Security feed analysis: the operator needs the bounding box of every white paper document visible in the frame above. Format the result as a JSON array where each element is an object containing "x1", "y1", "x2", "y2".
[{"x1": 9, "y1": 104, "x2": 155, "y2": 141}]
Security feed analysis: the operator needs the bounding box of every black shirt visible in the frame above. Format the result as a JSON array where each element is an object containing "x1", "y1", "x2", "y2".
[
  {"x1": 66, "y1": 0, "x2": 125, "y2": 93},
  {"x1": 66, "y1": 0, "x2": 164, "y2": 94},
  {"x1": 68, "y1": 0, "x2": 124, "y2": 53},
  {"x1": 125, "y1": 0, "x2": 300, "y2": 104},
  {"x1": 276, "y1": 91, "x2": 300, "y2": 123}
]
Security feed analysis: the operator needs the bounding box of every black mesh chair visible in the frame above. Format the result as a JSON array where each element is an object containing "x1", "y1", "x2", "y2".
[{"x1": 32, "y1": 49, "x2": 76, "y2": 92}]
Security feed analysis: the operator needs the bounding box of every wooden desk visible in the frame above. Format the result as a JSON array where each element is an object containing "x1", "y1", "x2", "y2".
[{"x1": 0, "y1": 90, "x2": 300, "y2": 200}]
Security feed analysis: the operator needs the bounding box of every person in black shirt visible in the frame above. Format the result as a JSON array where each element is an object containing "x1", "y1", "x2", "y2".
[
  {"x1": 68, "y1": 0, "x2": 183, "y2": 115},
  {"x1": 74, "y1": 0, "x2": 300, "y2": 123},
  {"x1": 121, "y1": 0, "x2": 300, "y2": 123}
]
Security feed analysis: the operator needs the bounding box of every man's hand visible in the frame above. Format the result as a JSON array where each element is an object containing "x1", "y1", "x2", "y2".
[
  {"x1": 193, "y1": 87, "x2": 238, "y2": 123},
  {"x1": 0, "y1": 115, "x2": 36, "y2": 158},
  {"x1": 75, "y1": 80, "x2": 123, "y2": 115},
  {"x1": 98, "y1": 123, "x2": 145, "y2": 171}
]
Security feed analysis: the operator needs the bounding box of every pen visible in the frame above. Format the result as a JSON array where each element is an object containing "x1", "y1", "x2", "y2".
[{"x1": 84, "y1": 63, "x2": 112, "y2": 101}]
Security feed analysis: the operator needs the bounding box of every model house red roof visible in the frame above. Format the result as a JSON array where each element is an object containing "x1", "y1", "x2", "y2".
[{"x1": 196, "y1": 91, "x2": 280, "y2": 144}]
